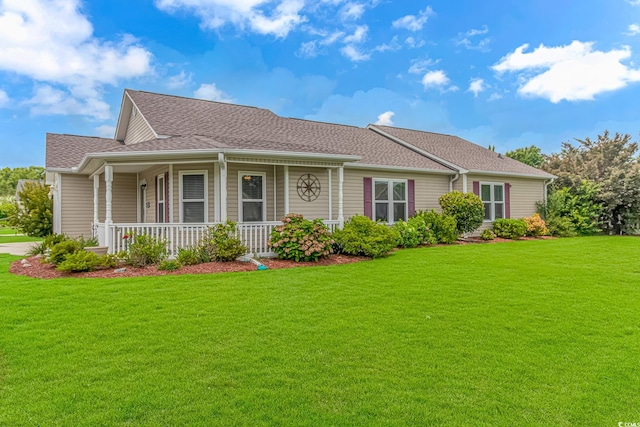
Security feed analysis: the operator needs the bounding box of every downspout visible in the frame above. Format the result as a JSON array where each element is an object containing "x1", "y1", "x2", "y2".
[
  {"x1": 544, "y1": 178, "x2": 555, "y2": 204},
  {"x1": 449, "y1": 173, "x2": 459, "y2": 192}
]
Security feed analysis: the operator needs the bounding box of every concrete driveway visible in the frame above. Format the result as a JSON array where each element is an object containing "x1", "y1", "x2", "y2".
[{"x1": 0, "y1": 241, "x2": 37, "y2": 256}]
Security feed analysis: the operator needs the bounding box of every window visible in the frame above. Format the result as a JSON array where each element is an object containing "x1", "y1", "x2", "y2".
[
  {"x1": 480, "y1": 183, "x2": 504, "y2": 221},
  {"x1": 180, "y1": 171, "x2": 208, "y2": 223},
  {"x1": 239, "y1": 172, "x2": 266, "y2": 222},
  {"x1": 157, "y1": 174, "x2": 166, "y2": 223},
  {"x1": 374, "y1": 179, "x2": 407, "y2": 223}
]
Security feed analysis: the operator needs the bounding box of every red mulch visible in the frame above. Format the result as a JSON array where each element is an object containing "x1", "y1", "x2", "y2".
[{"x1": 9, "y1": 254, "x2": 367, "y2": 280}]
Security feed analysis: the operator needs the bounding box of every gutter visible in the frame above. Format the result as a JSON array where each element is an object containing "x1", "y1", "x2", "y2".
[
  {"x1": 449, "y1": 173, "x2": 460, "y2": 192},
  {"x1": 544, "y1": 178, "x2": 556, "y2": 203}
]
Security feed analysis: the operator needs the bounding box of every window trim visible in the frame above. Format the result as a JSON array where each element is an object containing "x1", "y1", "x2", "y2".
[
  {"x1": 157, "y1": 173, "x2": 166, "y2": 223},
  {"x1": 179, "y1": 170, "x2": 208, "y2": 223},
  {"x1": 480, "y1": 181, "x2": 505, "y2": 222},
  {"x1": 372, "y1": 178, "x2": 408, "y2": 224},
  {"x1": 238, "y1": 171, "x2": 267, "y2": 223}
]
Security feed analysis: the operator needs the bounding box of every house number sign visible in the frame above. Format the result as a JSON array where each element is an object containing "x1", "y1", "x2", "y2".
[{"x1": 296, "y1": 174, "x2": 321, "y2": 202}]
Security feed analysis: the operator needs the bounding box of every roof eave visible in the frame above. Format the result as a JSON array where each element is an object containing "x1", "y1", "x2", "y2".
[
  {"x1": 346, "y1": 163, "x2": 455, "y2": 175},
  {"x1": 468, "y1": 169, "x2": 557, "y2": 179}
]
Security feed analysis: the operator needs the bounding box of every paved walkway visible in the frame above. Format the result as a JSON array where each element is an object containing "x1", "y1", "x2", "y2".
[{"x1": 0, "y1": 241, "x2": 37, "y2": 256}]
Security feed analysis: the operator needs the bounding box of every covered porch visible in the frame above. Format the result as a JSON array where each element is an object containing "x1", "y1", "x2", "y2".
[{"x1": 89, "y1": 152, "x2": 351, "y2": 256}]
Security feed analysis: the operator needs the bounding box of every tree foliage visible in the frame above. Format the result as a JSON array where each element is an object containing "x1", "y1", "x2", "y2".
[
  {"x1": 542, "y1": 131, "x2": 640, "y2": 234},
  {"x1": 0, "y1": 166, "x2": 45, "y2": 198},
  {"x1": 8, "y1": 181, "x2": 52, "y2": 237},
  {"x1": 505, "y1": 145, "x2": 545, "y2": 168}
]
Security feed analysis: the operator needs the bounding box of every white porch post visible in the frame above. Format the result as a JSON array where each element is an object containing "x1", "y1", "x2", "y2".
[
  {"x1": 214, "y1": 162, "x2": 221, "y2": 222},
  {"x1": 462, "y1": 174, "x2": 468, "y2": 193},
  {"x1": 327, "y1": 168, "x2": 333, "y2": 220},
  {"x1": 51, "y1": 173, "x2": 62, "y2": 234},
  {"x1": 93, "y1": 175, "x2": 99, "y2": 226},
  {"x1": 218, "y1": 153, "x2": 227, "y2": 221},
  {"x1": 338, "y1": 166, "x2": 344, "y2": 228},
  {"x1": 168, "y1": 164, "x2": 174, "y2": 223},
  {"x1": 104, "y1": 165, "x2": 113, "y2": 252},
  {"x1": 284, "y1": 165, "x2": 290, "y2": 214}
]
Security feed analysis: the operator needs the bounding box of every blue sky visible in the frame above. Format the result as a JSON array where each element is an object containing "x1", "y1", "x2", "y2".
[{"x1": 1, "y1": 0, "x2": 640, "y2": 168}]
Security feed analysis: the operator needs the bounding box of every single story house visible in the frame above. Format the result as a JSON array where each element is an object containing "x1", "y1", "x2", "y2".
[{"x1": 45, "y1": 89, "x2": 555, "y2": 255}]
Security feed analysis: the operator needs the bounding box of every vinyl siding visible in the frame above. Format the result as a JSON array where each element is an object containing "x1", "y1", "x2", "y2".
[
  {"x1": 124, "y1": 107, "x2": 155, "y2": 144},
  {"x1": 97, "y1": 173, "x2": 138, "y2": 223},
  {"x1": 275, "y1": 166, "x2": 285, "y2": 220},
  {"x1": 342, "y1": 168, "x2": 450, "y2": 219},
  {"x1": 139, "y1": 165, "x2": 168, "y2": 223},
  {"x1": 173, "y1": 163, "x2": 215, "y2": 223},
  {"x1": 288, "y1": 167, "x2": 331, "y2": 220},
  {"x1": 60, "y1": 174, "x2": 94, "y2": 237},
  {"x1": 227, "y1": 163, "x2": 275, "y2": 223},
  {"x1": 454, "y1": 174, "x2": 546, "y2": 232}
]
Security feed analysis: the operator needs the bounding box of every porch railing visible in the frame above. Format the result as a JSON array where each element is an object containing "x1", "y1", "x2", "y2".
[{"x1": 98, "y1": 219, "x2": 342, "y2": 257}]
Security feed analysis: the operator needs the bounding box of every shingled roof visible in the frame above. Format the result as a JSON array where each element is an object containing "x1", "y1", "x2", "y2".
[
  {"x1": 372, "y1": 125, "x2": 555, "y2": 178},
  {"x1": 46, "y1": 134, "x2": 123, "y2": 169}
]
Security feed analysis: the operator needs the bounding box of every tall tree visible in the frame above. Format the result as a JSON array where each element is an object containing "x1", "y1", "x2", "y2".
[
  {"x1": 0, "y1": 166, "x2": 45, "y2": 197},
  {"x1": 505, "y1": 145, "x2": 545, "y2": 168},
  {"x1": 543, "y1": 131, "x2": 640, "y2": 234}
]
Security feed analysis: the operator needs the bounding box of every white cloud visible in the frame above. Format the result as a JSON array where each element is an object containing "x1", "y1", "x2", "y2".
[
  {"x1": 408, "y1": 57, "x2": 438, "y2": 74},
  {"x1": 421, "y1": 70, "x2": 450, "y2": 89},
  {"x1": 628, "y1": 0, "x2": 640, "y2": 5},
  {"x1": 166, "y1": 71, "x2": 193, "y2": 89},
  {"x1": 343, "y1": 25, "x2": 368, "y2": 43},
  {"x1": 625, "y1": 23, "x2": 640, "y2": 35},
  {"x1": 340, "y1": 2, "x2": 365, "y2": 21},
  {"x1": 96, "y1": 124, "x2": 116, "y2": 138},
  {"x1": 322, "y1": 31, "x2": 345, "y2": 45},
  {"x1": 297, "y1": 40, "x2": 319, "y2": 58},
  {"x1": 155, "y1": 0, "x2": 306, "y2": 38},
  {"x1": 493, "y1": 41, "x2": 640, "y2": 102},
  {"x1": 375, "y1": 110, "x2": 394, "y2": 126},
  {"x1": 0, "y1": 0, "x2": 152, "y2": 120},
  {"x1": 455, "y1": 25, "x2": 491, "y2": 51},
  {"x1": 487, "y1": 93, "x2": 503, "y2": 102},
  {"x1": 374, "y1": 36, "x2": 401, "y2": 52},
  {"x1": 468, "y1": 78, "x2": 486, "y2": 97},
  {"x1": 404, "y1": 37, "x2": 425, "y2": 49},
  {"x1": 392, "y1": 6, "x2": 434, "y2": 32},
  {"x1": 194, "y1": 83, "x2": 234, "y2": 103},
  {"x1": 340, "y1": 45, "x2": 370, "y2": 61},
  {"x1": 0, "y1": 89, "x2": 8, "y2": 107}
]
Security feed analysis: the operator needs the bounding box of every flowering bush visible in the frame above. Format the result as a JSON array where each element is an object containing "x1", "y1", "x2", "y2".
[
  {"x1": 523, "y1": 213, "x2": 549, "y2": 237},
  {"x1": 269, "y1": 213, "x2": 333, "y2": 262},
  {"x1": 393, "y1": 220, "x2": 423, "y2": 248}
]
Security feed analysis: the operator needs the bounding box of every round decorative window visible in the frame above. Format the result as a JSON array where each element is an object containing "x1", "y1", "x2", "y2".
[{"x1": 296, "y1": 174, "x2": 321, "y2": 202}]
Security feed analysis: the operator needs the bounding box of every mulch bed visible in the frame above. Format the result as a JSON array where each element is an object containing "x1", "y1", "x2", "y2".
[{"x1": 9, "y1": 254, "x2": 367, "y2": 280}]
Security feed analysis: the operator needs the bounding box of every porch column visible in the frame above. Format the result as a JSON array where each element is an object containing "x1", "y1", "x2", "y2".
[
  {"x1": 93, "y1": 175, "x2": 99, "y2": 226},
  {"x1": 462, "y1": 174, "x2": 468, "y2": 193},
  {"x1": 338, "y1": 166, "x2": 344, "y2": 228},
  {"x1": 104, "y1": 165, "x2": 113, "y2": 252},
  {"x1": 327, "y1": 168, "x2": 332, "y2": 220},
  {"x1": 284, "y1": 165, "x2": 290, "y2": 214},
  {"x1": 218, "y1": 153, "x2": 227, "y2": 221},
  {"x1": 168, "y1": 164, "x2": 174, "y2": 223}
]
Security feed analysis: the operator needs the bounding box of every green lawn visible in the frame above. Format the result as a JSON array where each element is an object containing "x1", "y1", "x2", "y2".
[
  {"x1": 1, "y1": 237, "x2": 639, "y2": 426},
  {"x1": 0, "y1": 226, "x2": 19, "y2": 235},
  {"x1": 0, "y1": 227, "x2": 42, "y2": 243}
]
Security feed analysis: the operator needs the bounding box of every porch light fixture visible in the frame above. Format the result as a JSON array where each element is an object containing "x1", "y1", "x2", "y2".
[
  {"x1": 243, "y1": 175, "x2": 253, "y2": 181},
  {"x1": 140, "y1": 183, "x2": 147, "y2": 190}
]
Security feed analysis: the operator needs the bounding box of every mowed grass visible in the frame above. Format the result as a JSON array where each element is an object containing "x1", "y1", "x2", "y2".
[
  {"x1": 1, "y1": 237, "x2": 639, "y2": 426},
  {"x1": 0, "y1": 227, "x2": 41, "y2": 243}
]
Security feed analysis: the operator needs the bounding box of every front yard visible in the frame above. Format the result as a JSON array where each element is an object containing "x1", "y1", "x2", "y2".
[{"x1": 0, "y1": 237, "x2": 638, "y2": 426}]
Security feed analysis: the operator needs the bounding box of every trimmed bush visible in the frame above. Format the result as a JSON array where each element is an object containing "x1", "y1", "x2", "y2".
[
  {"x1": 414, "y1": 210, "x2": 458, "y2": 244},
  {"x1": 49, "y1": 240, "x2": 81, "y2": 265},
  {"x1": 332, "y1": 215, "x2": 399, "y2": 258},
  {"x1": 95, "y1": 253, "x2": 118, "y2": 270},
  {"x1": 493, "y1": 219, "x2": 528, "y2": 239},
  {"x1": 158, "y1": 260, "x2": 182, "y2": 271},
  {"x1": 56, "y1": 251, "x2": 100, "y2": 272},
  {"x1": 199, "y1": 221, "x2": 247, "y2": 262},
  {"x1": 480, "y1": 229, "x2": 496, "y2": 241},
  {"x1": 407, "y1": 215, "x2": 438, "y2": 246},
  {"x1": 177, "y1": 247, "x2": 205, "y2": 266},
  {"x1": 438, "y1": 191, "x2": 484, "y2": 236},
  {"x1": 125, "y1": 233, "x2": 168, "y2": 267},
  {"x1": 393, "y1": 220, "x2": 423, "y2": 248},
  {"x1": 524, "y1": 213, "x2": 549, "y2": 237},
  {"x1": 269, "y1": 214, "x2": 333, "y2": 262}
]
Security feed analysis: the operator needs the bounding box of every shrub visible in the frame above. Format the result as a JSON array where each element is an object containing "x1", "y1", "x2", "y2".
[
  {"x1": 480, "y1": 229, "x2": 496, "y2": 241},
  {"x1": 56, "y1": 250, "x2": 100, "y2": 272},
  {"x1": 0, "y1": 201, "x2": 16, "y2": 220},
  {"x1": 158, "y1": 260, "x2": 182, "y2": 271},
  {"x1": 125, "y1": 233, "x2": 168, "y2": 267},
  {"x1": 537, "y1": 183, "x2": 603, "y2": 236},
  {"x1": 95, "y1": 253, "x2": 118, "y2": 270},
  {"x1": 546, "y1": 215, "x2": 577, "y2": 237},
  {"x1": 524, "y1": 213, "x2": 548, "y2": 237},
  {"x1": 332, "y1": 215, "x2": 398, "y2": 258},
  {"x1": 199, "y1": 221, "x2": 247, "y2": 262},
  {"x1": 269, "y1": 214, "x2": 333, "y2": 262},
  {"x1": 493, "y1": 219, "x2": 528, "y2": 239},
  {"x1": 27, "y1": 233, "x2": 68, "y2": 256},
  {"x1": 407, "y1": 215, "x2": 438, "y2": 246},
  {"x1": 438, "y1": 191, "x2": 484, "y2": 236},
  {"x1": 8, "y1": 181, "x2": 52, "y2": 237},
  {"x1": 177, "y1": 246, "x2": 205, "y2": 266},
  {"x1": 393, "y1": 220, "x2": 423, "y2": 248},
  {"x1": 49, "y1": 240, "x2": 81, "y2": 265},
  {"x1": 415, "y1": 210, "x2": 458, "y2": 244},
  {"x1": 76, "y1": 235, "x2": 99, "y2": 249}
]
